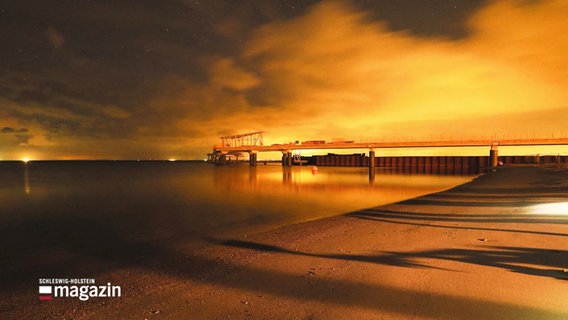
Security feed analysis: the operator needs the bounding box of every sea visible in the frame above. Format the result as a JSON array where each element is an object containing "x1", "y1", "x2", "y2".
[{"x1": 0, "y1": 160, "x2": 475, "y2": 246}]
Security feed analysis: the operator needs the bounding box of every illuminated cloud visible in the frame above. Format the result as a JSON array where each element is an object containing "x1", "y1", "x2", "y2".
[
  {"x1": 141, "y1": 0, "x2": 567, "y2": 158},
  {"x1": 209, "y1": 57, "x2": 261, "y2": 91},
  {"x1": 229, "y1": 0, "x2": 567, "y2": 143}
]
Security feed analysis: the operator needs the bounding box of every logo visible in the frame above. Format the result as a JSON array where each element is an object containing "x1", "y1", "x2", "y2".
[
  {"x1": 38, "y1": 285, "x2": 53, "y2": 301},
  {"x1": 38, "y1": 278, "x2": 121, "y2": 301}
]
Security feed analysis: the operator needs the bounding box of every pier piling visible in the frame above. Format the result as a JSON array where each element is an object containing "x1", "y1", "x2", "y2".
[
  {"x1": 249, "y1": 152, "x2": 257, "y2": 166},
  {"x1": 368, "y1": 149, "x2": 375, "y2": 180},
  {"x1": 490, "y1": 143, "x2": 499, "y2": 167}
]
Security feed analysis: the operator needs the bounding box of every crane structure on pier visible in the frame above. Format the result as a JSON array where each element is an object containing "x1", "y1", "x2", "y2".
[
  {"x1": 220, "y1": 131, "x2": 263, "y2": 148},
  {"x1": 208, "y1": 131, "x2": 264, "y2": 164}
]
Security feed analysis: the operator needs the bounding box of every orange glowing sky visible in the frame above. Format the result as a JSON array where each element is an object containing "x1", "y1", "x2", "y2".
[{"x1": 1, "y1": 0, "x2": 567, "y2": 160}]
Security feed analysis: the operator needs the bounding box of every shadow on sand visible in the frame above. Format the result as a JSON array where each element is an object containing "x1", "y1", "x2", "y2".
[
  {"x1": 2, "y1": 211, "x2": 567, "y2": 319},
  {"x1": 349, "y1": 209, "x2": 568, "y2": 237},
  {"x1": 220, "y1": 239, "x2": 568, "y2": 281}
]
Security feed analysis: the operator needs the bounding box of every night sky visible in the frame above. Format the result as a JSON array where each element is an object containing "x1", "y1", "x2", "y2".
[{"x1": 1, "y1": 0, "x2": 566, "y2": 160}]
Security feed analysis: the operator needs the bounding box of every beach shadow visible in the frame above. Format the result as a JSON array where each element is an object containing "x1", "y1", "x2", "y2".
[
  {"x1": 2, "y1": 209, "x2": 567, "y2": 320},
  {"x1": 2, "y1": 215, "x2": 566, "y2": 320},
  {"x1": 348, "y1": 209, "x2": 568, "y2": 236},
  {"x1": 219, "y1": 239, "x2": 568, "y2": 281},
  {"x1": 397, "y1": 188, "x2": 568, "y2": 207},
  {"x1": 398, "y1": 197, "x2": 568, "y2": 207}
]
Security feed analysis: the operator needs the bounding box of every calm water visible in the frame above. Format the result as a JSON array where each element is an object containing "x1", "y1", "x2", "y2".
[
  {"x1": 0, "y1": 161, "x2": 475, "y2": 289},
  {"x1": 0, "y1": 161, "x2": 473, "y2": 245}
]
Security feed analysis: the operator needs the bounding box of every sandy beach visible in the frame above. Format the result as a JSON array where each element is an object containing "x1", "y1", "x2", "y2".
[{"x1": 2, "y1": 165, "x2": 567, "y2": 319}]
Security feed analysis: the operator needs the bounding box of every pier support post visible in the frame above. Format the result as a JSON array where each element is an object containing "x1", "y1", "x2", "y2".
[
  {"x1": 218, "y1": 153, "x2": 227, "y2": 166},
  {"x1": 249, "y1": 152, "x2": 257, "y2": 166},
  {"x1": 286, "y1": 151, "x2": 293, "y2": 166},
  {"x1": 282, "y1": 151, "x2": 293, "y2": 167},
  {"x1": 489, "y1": 143, "x2": 499, "y2": 167},
  {"x1": 368, "y1": 149, "x2": 375, "y2": 180}
]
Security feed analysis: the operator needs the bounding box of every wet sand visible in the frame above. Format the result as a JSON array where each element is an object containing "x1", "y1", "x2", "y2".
[{"x1": 3, "y1": 165, "x2": 568, "y2": 319}]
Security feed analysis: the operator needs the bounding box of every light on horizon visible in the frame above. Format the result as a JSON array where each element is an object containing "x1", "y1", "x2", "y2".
[{"x1": 22, "y1": 157, "x2": 30, "y2": 163}]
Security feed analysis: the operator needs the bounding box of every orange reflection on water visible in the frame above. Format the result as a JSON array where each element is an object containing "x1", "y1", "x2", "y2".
[
  {"x1": 23, "y1": 163, "x2": 30, "y2": 194},
  {"x1": 212, "y1": 165, "x2": 474, "y2": 231}
]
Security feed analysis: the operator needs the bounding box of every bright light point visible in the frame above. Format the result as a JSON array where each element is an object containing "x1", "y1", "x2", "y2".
[
  {"x1": 168, "y1": 158, "x2": 176, "y2": 162},
  {"x1": 22, "y1": 157, "x2": 30, "y2": 163},
  {"x1": 530, "y1": 202, "x2": 568, "y2": 215}
]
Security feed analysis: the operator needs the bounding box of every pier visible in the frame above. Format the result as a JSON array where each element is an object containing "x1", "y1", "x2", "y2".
[{"x1": 208, "y1": 132, "x2": 568, "y2": 174}]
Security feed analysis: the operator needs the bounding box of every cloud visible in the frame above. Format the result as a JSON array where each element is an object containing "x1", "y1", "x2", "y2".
[
  {"x1": 2, "y1": 127, "x2": 28, "y2": 133},
  {"x1": 45, "y1": 26, "x2": 65, "y2": 48},
  {"x1": 209, "y1": 57, "x2": 260, "y2": 91},
  {"x1": 466, "y1": 0, "x2": 568, "y2": 86},
  {"x1": 15, "y1": 134, "x2": 31, "y2": 145},
  {"x1": 137, "y1": 0, "x2": 567, "y2": 159},
  {"x1": 221, "y1": 0, "x2": 567, "y2": 143},
  {"x1": 101, "y1": 106, "x2": 131, "y2": 119}
]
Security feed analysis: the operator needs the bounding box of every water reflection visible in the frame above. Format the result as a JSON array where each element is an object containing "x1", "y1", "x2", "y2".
[
  {"x1": 4, "y1": 161, "x2": 474, "y2": 246},
  {"x1": 23, "y1": 162, "x2": 31, "y2": 194},
  {"x1": 213, "y1": 164, "x2": 473, "y2": 210}
]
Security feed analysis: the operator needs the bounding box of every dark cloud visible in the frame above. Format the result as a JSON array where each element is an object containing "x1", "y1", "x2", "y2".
[
  {"x1": 2, "y1": 127, "x2": 28, "y2": 133},
  {"x1": 15, "y1": 134, "x2": 31, "y2": 144},
  {"x1": 354, "y1": 0, "x2": 487, "y2": 39}
]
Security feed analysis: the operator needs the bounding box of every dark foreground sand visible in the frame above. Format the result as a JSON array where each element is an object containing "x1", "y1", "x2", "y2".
[{"x1": 3, "y1": 165, "x2": 568, "y2": 319}]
